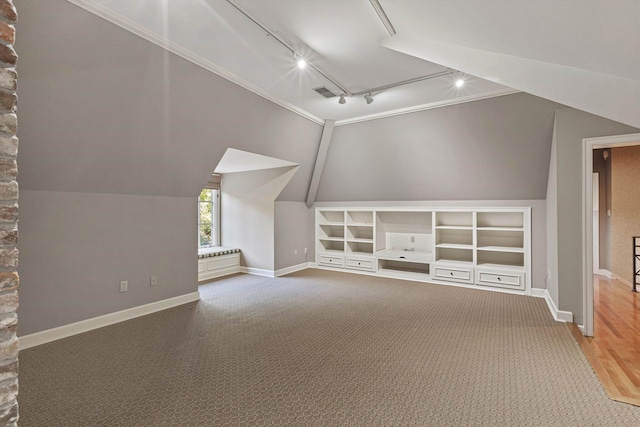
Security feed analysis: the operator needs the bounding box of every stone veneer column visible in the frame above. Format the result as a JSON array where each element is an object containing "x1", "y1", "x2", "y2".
[{"x1": 0, "y1": 0, "x2": 17, "y2": 425}]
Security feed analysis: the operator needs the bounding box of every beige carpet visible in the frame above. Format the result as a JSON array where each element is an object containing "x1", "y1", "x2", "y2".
[{"x1": 18, "y1": 269, "x2": 640, "y2": 426}]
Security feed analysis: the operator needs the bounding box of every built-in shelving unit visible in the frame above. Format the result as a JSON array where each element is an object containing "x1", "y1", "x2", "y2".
[{"x1": 316, "y1": 206, "x2": 531, "y2": 294}]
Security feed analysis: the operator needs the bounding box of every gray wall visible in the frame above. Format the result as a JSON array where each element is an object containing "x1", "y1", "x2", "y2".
[
  {"x1": 274, "y1": 202, "x2": 315, "y2": 271},
  {"x1": 18, "y1": 190, "x2": 196, "y2": 336},
  {"x1": 550, "y1": 108, "x2": 639, "y2": 324},
  {"x1": 317, "y1": 93, "x2": 563, "y2": 201},
  {"x1": 16, "y1": 0, "x2": 322, "y2": 200},
  {"x1": 16, "y1": 0, "x2": 322, "y2": 335}
]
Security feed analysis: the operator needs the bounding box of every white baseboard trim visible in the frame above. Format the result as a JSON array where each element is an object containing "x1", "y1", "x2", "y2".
[
  {"x1": 540, "y1": 289, "x2": 573, "y2": 323},
  {"x1": 275, "y1": 262, "x2": 311, "y2": 277},
  {"x1": 19, "y1": 291, "x2": 201, "y2": 350},
  {"x1": 577, "y1": 324, "x2": 586, "y2": 334},
  {"x1": 596, "y1": 269, "x2": 612, "y2": 279},
  {"x1": 612, "y1": 273, "x2": 632, "y2": 287},
  {"x1": 240, "y1": 266, "x2": 275, "y2": 277},
  {"x1": 530, "y1": 288, "x2": 546, "y2": 298}
]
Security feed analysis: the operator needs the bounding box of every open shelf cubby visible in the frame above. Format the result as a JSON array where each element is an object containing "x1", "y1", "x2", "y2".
[
  {"x1": 319, "y1": 224, "x2": 344, "y2": 239},
  {"x1": 476, "y1": 229, "x2": 523, "y2": 249},
  {"x1": 347, "y1": 225, "x2": 374, "y2": 241},
  {"x1": 436, "y1": 228, "x2": 473, "y2": 246},
  {"x1": 319, "y1": 239, "x2": 344, "y2": 252},
  {"x1": 436, "y1": 212, "x2": 473, "y2": 228},
  {"x1": 477, "y1": 212, "x2": 523, "y2": 228},
  {"x1": 436, "y1": 247, "x2": 473, "y2": 263},
  {"x1": 348, "y1": 241, "x2": 374, "y2": 254},
  {"x1": 347, "y1": 211, "x2": 374, "y2": 225},
  {"x1": 476, "y1": 250, "x2": 524, "y2": 267},
  {"x1": 318, "y1": 210, "x2": 344, "y2": 224}
]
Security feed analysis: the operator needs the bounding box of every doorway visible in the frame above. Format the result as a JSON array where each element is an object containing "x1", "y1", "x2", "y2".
[{"x1": 582, "y1": 132, "x2": 640, "y2": 335}]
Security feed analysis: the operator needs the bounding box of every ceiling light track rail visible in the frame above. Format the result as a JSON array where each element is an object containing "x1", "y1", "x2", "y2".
[
  {"x1": 224, "y1": 0, "x2": 461, "y2": 106},
  {"x1": 224, "y1": 0, "x2": 351, "y2": 96},
  {"x1": 352, "y1": 70, "x2": 454, "y2": 96},
  {"x1": 368, "y1": 0, "x2": 396, "y2": 37}
]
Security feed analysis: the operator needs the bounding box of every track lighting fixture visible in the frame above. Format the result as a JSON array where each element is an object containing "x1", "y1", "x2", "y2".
[
  {"x1": 296, "y1": 56, "x2": 307, "y2": 70},
  {"x1": 455, "y1": 78, "x2": 465, "y2": 88},
  {"x1": 364, "y1": 93, "x2": 374, "y2": 104},
  {"x1": 338, "y1": 94, "x2": 346, "y2": 104}
]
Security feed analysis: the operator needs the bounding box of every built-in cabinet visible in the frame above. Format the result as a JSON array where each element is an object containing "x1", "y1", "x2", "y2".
[{"x1": 316, "y1": 207, "x2": 531, "y2": 294}]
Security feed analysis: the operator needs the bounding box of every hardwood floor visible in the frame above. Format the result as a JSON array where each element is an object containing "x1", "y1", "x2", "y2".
[{"x1": 571, "y1": 275, "x2": 640, "y2": 406}]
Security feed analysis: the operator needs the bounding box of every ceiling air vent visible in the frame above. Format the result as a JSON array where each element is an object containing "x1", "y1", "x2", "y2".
[{"x1": 313, "y1": 86, "x2": 337, "y2": 98}]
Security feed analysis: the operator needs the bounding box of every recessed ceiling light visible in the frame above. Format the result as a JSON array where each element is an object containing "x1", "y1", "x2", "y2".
[{"x1": 455, "y1": 78, "x2": 465, "y2": 88}]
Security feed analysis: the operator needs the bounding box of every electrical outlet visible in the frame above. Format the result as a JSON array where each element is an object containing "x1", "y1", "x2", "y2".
[
  {"x1": 294, "y1": 249, "x2": 298, "y2": 255},
  {"x1": 304, "y1": 248, "x2": 308, "y2": 254},
  {"x1": 120, "y1": 281, "x2": 128, "y2": 293},
  {"x1": 150, "y1": 275, "x2": 158, "y2": 287}
]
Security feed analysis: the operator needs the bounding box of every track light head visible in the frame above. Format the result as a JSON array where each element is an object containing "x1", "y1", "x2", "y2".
[
  {"x1": 338, "y1": 94, "x2": 346, "y2": 104},
  {"x1": 364, "y1": 93, "x2": 374, "y2": 104},
  {"x1": 296, "y1": 57, "x2": 307, "y2": 69}
]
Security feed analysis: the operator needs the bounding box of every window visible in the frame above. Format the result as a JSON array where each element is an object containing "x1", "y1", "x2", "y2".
[{"x1": 198, "y1": 188, "x2": 220, "y2": 247}]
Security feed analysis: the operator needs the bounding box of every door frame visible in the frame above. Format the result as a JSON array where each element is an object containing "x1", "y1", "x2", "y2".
[{"x1": 582, "y1": 133, "x2": 640, "y2": 336}]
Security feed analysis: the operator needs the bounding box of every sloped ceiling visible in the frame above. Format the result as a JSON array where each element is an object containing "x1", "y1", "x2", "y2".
[
  {"x1": 67, "y1": 0, "x2": 640, "y2": 128},
  {"x1": 381, "y1": 0, "x2": 640, "y2": 128}
]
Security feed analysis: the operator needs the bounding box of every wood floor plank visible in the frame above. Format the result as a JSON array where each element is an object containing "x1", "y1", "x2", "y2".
[{"x1": 574, "y1": 275, "x2": 640, "y2": 406}]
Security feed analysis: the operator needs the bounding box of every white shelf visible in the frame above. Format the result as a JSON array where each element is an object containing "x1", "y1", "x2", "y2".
[
  {"x1": 436, "y1": 243, "x2": 473, "y2": 250},
  {"x1": 435, "y1": 225, "x2": 473, "y2": 230},
  {"x1": 433, "y1": 259, "x2": 474, "y2": 267},
  {"x1": 320, "y1": 237, "x2": 343, "y2": 242},
  {"x1": 477, "y1": 246, "x2": 524, "y2": 253},
  {"x1": 476, "y1": 226, "x2": 523, "y2": 232},
  {"x1": 476, "y1": 262, "x2": 524, "y2": 270},
  {"x1": 348, "y1": 238, "x2": 374, "y2": 243},
  {"x1": 319, "y1": 221, "x2": 344, "y2": 226}
]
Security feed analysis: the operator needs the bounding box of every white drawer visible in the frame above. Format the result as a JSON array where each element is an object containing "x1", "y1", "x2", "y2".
[
  {"x1": 346, "y1": 257, "x2": 374, "y2": 271},
  {"x1": 476, "y1": 269, "x2": 524, "y2": 290},
  {"x1": 319, "y1": 254, "x2": 345, "y2": 267},
  {"x1": 433, "y1": 265, "x2": 474, "y2": 284}
]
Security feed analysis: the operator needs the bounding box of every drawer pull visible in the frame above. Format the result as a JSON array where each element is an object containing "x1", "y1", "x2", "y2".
[
  {"x1": 497, "y1": 277, "x2": 501, "y2": 281},
  {"x1": 450, "y1": 272, "x2": 453, "y2": 276}
]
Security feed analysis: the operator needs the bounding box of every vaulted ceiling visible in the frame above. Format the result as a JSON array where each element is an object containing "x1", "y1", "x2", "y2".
[{"x1": 68, "y1": 0, "x2": 640, "y2": 128}]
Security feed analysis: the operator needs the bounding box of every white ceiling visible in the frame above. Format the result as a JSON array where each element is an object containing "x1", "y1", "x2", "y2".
[{"x1": 67, "y1": 0, "x2": 640, "y2": 128}]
